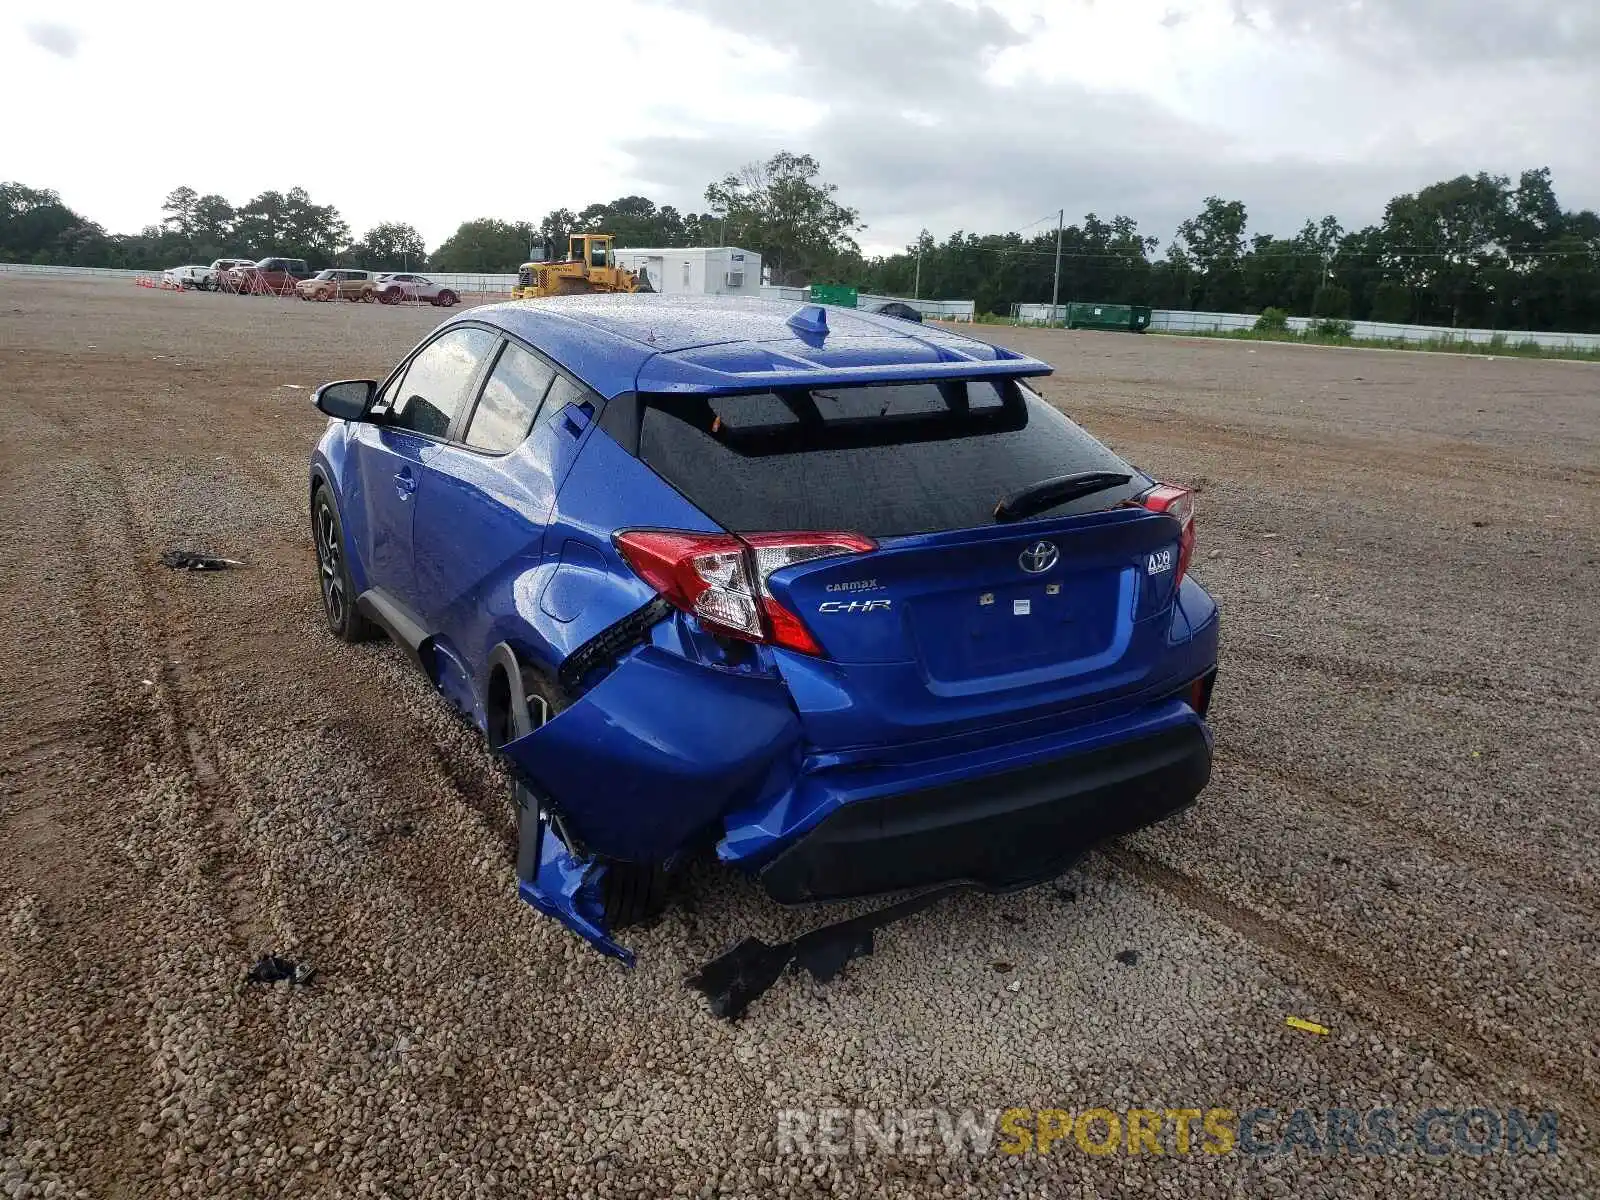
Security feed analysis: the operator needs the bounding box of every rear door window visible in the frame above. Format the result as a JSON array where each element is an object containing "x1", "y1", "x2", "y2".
[
  {"x1": 464, "y1": 341, "x2": 556, "y2": 453},
  {"x1": 538, "y1": 374, "x2": 585, "y2": 429},
  {"x1": 638, "y1": 380, "x2": 1145, "y2": 537},
  {"x1": 384, "y1": 327, "x2": 497, "y2": 439}
]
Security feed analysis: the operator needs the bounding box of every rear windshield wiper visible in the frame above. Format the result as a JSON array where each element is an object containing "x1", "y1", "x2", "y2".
[{"x1": 993, "y1": 471, "x2": 1133, "y2": 523}]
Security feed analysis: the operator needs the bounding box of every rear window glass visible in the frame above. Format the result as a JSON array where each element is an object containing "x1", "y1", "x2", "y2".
[
  {"x1": 638, "y1": 380, "x2": 1145, "y2": 537},
  {"x1": 465, "y1": 342, "x2": 555, "y2": 453}
]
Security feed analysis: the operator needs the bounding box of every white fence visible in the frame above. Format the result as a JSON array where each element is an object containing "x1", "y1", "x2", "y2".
[
  {"x1": 761, "y1": 285, "x2": 975, "y2": 322},
  {"x1": 1008, "y1": 296, "x2": 1600, "y2": 351},
  {"x1": 1, "y1": 261, "x2": 979, "y2": 320},
  {"x1": 1148, "y1": 309, "x2": 1600, "y2": 351},
  {"x1": 1014, "y1": 303, "x2": 1064, "y2": 324},
  {"x1": 0, "y1": 262, "x2": 148, "y2": 282},
  {"x1": 0, "y1": 260, "x2": 518, "y2": 294}
]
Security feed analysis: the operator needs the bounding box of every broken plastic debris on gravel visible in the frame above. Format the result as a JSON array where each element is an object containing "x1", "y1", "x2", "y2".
[
  {"x1": 687, "y1": 885, "x2": 962, "y2": 1020},
  {"x1": 160, "y1": 549, "x2": 243, "y2": 571},
  {"x1": 245, "y1": 954, "x2": 316, "y2": 986}
]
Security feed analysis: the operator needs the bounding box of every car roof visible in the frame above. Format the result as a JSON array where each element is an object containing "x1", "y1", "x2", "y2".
[{"x1": 450, "y1": 294, "x2": 1049, "y2": 399}]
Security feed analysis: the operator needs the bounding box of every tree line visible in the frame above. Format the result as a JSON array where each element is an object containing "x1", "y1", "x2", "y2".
[
  {"x1": 4, "y1": 158, "x2": 1597, "y2": 332},
  {"x1": 859, "y1": 170, "x2": 1600, "y2": 333}
]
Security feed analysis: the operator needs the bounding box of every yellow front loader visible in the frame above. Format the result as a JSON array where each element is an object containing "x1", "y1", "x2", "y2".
[{"x1": 512, "y1": 233, "x2": 654, "y2": 299}]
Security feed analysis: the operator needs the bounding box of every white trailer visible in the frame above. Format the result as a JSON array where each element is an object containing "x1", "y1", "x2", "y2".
[{"x1": 613, "y1": 246, "x2": 761, "y2": 297}]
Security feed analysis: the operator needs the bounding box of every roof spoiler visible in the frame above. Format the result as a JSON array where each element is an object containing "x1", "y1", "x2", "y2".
[{"x1": 637, "y1": 346, "x2": 1051, "y2": 395}]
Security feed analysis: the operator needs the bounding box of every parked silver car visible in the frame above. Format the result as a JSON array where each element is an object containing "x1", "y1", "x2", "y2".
[{"x1": 374, "y1": 273, "x2": 459, "y2": 307}]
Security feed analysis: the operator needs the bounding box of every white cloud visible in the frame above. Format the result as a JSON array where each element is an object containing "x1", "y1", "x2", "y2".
[
  {"x1": 1, "y1": 0, "x2": 1595, "y2": 256},
  {"x1": 23, "y1": 20, "x2": 82, "y2": 58}
]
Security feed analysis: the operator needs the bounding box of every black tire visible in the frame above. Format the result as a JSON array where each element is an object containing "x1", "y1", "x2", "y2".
[
  {"x1": 601, "y1": 858, "x2": 672, "y2": 928},
  {"x1": 493, "y1": 660, "x2": 671, "y2": 928},
  {"x1": 311, "y1": 487, "x2": 375, "y2": 642},
  {"x1": 435, "y1": 290, "x2": 458, "y2": 308}
]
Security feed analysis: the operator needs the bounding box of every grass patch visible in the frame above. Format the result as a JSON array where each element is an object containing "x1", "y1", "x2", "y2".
[{"x1": 1155, "y1": 326, "x2": 1600, "y2": 362}]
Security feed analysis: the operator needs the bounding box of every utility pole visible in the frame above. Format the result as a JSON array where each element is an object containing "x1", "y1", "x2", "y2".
[
  {"x1": 1050, "y1": 208, "x2": 1064, "y2": 325},
  {"x1": 913, "y1": 242, "x2": 923, "y2": 299}
]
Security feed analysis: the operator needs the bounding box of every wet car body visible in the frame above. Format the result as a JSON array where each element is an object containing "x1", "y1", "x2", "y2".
[{"x1": 308, "y1": 295, "x2": 1219, "y2": 960}]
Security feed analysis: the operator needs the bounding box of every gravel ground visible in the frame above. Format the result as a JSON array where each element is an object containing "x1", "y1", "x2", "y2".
[{"x1": 0, "y1": 278, "x2": 1595, "y2": 1198}]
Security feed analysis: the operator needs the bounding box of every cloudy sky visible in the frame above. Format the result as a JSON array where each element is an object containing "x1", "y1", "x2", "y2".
[{"x1": 6, "y1": 0, "x2": 1596, "y2": 255}]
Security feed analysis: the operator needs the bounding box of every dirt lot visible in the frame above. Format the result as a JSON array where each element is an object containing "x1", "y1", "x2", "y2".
[{"x1": 1, "y1": 276, "x2": 1596, "y2": 1198}]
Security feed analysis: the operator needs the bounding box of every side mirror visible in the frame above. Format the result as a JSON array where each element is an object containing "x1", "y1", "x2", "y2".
[{"x1": 314, "y1": 379, "x2": 376, "y2": 421}]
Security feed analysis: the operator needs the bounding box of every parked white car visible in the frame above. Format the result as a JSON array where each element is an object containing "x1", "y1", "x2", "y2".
[
  {"x1": 162, "y1": 265, "x2": 214, "y2": 290},
  {"x1": 205, "y1": 258, "x2": 256, "y2": 292},
  {"x1": 374, "y1": 273, "x2": 459, "y2": 307}
]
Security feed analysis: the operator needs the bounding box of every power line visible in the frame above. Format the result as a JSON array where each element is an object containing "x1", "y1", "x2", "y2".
[
  {"x1": 880, "y1": 246, "x2": 1597, "y2": 262},
  {"x1": 1013, "y1": 212, "x2": 1061, "y2": 234}
]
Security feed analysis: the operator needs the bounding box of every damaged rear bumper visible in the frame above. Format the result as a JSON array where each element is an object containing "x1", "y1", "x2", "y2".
[
  {"x1": 499, "y1": 627, "x2": 1213, "y2": 960},
  {"x1": 736, "y1": 701, "x2": 1213, "y2": 904},
  {"x1": 498, "y1": 642, "x2": 801, "y2": 961}
]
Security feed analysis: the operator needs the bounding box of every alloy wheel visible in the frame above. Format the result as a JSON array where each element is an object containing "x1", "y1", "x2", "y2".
[{"x1": 315, "y1": 500, "x2": 346, "y2": 627}]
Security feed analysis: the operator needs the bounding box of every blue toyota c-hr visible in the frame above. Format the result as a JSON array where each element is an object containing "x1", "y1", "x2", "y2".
[{"x1": 309, "y1": 295, "x2": 1218, "y2": 961}]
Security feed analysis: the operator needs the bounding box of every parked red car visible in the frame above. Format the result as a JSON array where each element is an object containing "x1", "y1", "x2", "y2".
[{"x1": 224, "y1": 257, "x2": 315, "y2": 296}]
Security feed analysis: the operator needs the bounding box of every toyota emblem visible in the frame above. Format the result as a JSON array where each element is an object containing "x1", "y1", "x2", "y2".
[{"x1": 1019, "y1": 541, "x2": 1058, "y2": 574}]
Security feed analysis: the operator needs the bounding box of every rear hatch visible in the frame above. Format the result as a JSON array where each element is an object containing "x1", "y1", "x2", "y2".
[{"x1": 635, "y1": 379, "x2": 1186, "y2": 750}]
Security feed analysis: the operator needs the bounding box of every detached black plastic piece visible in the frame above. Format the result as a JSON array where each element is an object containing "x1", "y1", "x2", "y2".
[
  {"x1": 685, "y1": 937, "x2": 792, "y2": 1020},
  {"x1": 161, "y1": 550, "x2": 243, "y2": 571},
  {"x1": 686, "y1": 885, "x2": 964, "y2": 1020},
  {"x1": 246, "y1": 954, "x2": 315, "y2": 985}
]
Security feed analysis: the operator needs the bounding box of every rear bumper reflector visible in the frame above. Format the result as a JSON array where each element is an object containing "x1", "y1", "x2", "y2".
[{"x1": 1188, "y1": 667, "x2": 1218, "y2": 719}]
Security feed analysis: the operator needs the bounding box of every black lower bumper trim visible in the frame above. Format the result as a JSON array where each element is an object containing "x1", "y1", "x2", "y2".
[{"x1": 759, "y1": 723, "x2": 1211, "y2": 904}]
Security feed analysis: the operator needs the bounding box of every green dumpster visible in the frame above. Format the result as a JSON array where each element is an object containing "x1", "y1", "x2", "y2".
[
  {"x1": 808, "y1": 284, "x2": 858, "y2": 308},
  {"x1": 1065, "y1": 302, "x2": 1152, "y2": 332}
]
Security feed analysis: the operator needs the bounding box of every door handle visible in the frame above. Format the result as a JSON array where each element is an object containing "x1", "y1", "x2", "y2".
[
  {"x1": 394, "y1": 469, "x2": 417, "y2": 496},
  {"x1": 563, "y1": 401, "x2": 594, "y2": 435}
]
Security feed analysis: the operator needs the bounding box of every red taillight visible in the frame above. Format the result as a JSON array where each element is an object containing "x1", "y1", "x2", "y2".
[
  {"x1": 614, "y1": 529, "x2": 875, "y2": 656},
  {"x1": 612, "y1": 530, "x2": 761, "y2": 638},
  {"x1": 1140, "y1": 484, "x2": 1196, "y2": 584}
]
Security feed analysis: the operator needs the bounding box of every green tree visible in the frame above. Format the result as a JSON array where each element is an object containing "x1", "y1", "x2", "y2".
[
  {"x1": 1379, "y1": 172, "x2": 1511, "y2": 326},
  {"x1": 348, "y1": 222, "x2": 428, "y2": 270},
  {"x1": 571, "y1": 195, "x2": 707, "y2": 248},
  {"x1": 0, "y1": 183, "x2": 80, "y2": 260},
  {"x1": 160, "y1": 186, "x2": 200, "y2": 238},
  {"x1": 1369, "y1": 278, "x2": 1411, "y2": 323},
  {"x1": 430, "y1": 217, "x2": 538, "y2": 271},
  {"x1": 1173, "y1": 197, "x2": 1248, "y2": 310},
  {"x1": 191, "y1": 194, "x2": 235, "y2": 244},
  {"x1": 231, "y1": 186, "x2": 348, "y2": 263},
  {"x1": 704, "y1": 151, "x2": 862, "y2": 284}
]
